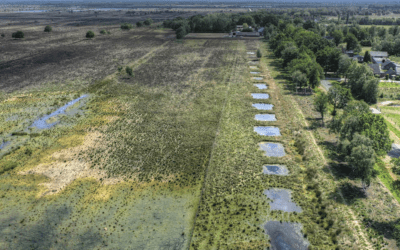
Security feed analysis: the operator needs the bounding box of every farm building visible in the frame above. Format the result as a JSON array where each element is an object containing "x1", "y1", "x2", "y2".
[
  {"x1": 353, "y1": 54, "x2": 364, "y2": 63},
  {"x1": 370, "y1": 51, "x2": 388, "y2": 58},
  {"x1": 368, "y1": 64, "x2": 384, "y2": 77}
]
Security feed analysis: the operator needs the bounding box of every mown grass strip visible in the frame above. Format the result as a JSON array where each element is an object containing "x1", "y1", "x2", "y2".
[
  {"x1": 375, "y1": 159, "x2": 400, "y2": 204},
  {"x1": 385, "y1": 119, "x2": 400, "y2": 139}
]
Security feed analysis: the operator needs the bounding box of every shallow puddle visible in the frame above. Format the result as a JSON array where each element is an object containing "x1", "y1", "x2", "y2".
[
  {"x1": 30, "y1": 95, "x2": 88, "y2": 129},
  {"x1": 254, "y1": 84, "x2": 267, "y2": 90},
  {"x1": 259, "y1": 142, "x2": 285, "y2": 157},
  {"x1": 255, "y1": 114, "x2": 276, "y2": 121},
  {"x1": 250, "y1": 72, "x2": 261, "y2": 75},
  {"x1": 252, "y1": 77, "x2": 263, "y2": 81},
  {"x1": 251, "y1": 93, "x2": 269, "y2": 99},
  {"x1": 264, "y1": 189, "x2": 301, "y2": 212},
  {"x1": 264, "y1": 221, "x2": 309, "y2": 250},
  {"x1": 263, "y1": 165, "x2": 289, "y2": 176},
  {"x1": 247, "y1": 52, "x2": 255, "y2": 55},
  {"x1": 0, "y1": 141, "x2": 10, "y2": 150},
  {"x1": 252, "y1": 103, "x2": 273, "y2": 110},
  {"x1": 254, "y1": 127, "x2": 281, "y2": 136}
]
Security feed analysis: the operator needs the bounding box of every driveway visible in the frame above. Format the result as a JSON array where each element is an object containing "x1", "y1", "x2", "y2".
[
  {"x1": 321, "y1": 80, "x2": 332, "y2": 91},
  {"x1": 388, "y1": 144, "x2": 400, "y2": 158}
]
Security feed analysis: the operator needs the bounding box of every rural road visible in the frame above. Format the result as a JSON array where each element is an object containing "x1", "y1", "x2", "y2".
[
  {"x1": 389, "y1": 144, "x2": 400, "y2": 158},
  {"x1": 321, "y1": 80, "x2": 332, "y2": 91},
  {"x1": 370, "y1": 107, "x2": 381, "y2": 114}
]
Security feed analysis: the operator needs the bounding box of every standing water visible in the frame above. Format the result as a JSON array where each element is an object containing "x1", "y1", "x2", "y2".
[{"x1": 30, "y1": 95, "x2": 88, "y2": 129}]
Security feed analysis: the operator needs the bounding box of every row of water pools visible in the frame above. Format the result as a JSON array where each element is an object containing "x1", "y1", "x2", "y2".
[
  {"x1": 249, "y1": 57, "x2": 309, "y2": 249},
  {"x1": 0, "y1": 94, "x2": 89, "y2": 151}
]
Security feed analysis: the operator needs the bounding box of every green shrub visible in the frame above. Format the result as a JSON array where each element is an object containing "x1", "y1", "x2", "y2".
[
  {"x1": 257, "y1": 49, "x2": 262, "y2": 58},
  {"x1": 136, "y1": 21, "x2": 143, "y2": 27},
  {"x1": 100, "y1": 29, "x2": 107, "y2": 34},
  {"x1": 117, "y1": 66, "x2": 123, "y2": 72},
  {"x1": 121, "y1": 23, "x2": 133, "y2": 30},
  {"x1": 394, "y1": 222, "x2": 400, "y2": 246},
  {"x1": 12, "y1": 31, "x2": 24, "y2": 39},
  {"x1": 1, "y1": 34, "x2": 4, "y2": 37},
  {"x1": 125, "y1": 66, "x2": 133, "y2": 76},
  {"x1": 86, "y1": 30, "x2": 95, "y2": 39},
  {"x1": 144, "y1": 18, "x2": 153, "y2": 26},
  {"x1": 0, "y1": 161, "x2": 17, "y2": 175},
  {"x1": 44, "y1": 25, "x2": 52, "y2": 32}
]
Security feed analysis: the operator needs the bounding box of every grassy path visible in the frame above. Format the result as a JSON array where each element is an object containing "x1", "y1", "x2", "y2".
[{"x1": 188, "y1": 40, "x2": 240, "y2": 247}]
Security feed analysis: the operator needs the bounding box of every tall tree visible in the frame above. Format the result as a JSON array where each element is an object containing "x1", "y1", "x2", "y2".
[
  {"x1": 292, "y1": 70, "x2": 308, "y2": 92},
  {"x1": 338, "y1": 54, "x2": 353, "y2": 82},
  {"x1": 314, "y1": 92, "x2": 329, "y2": 126},
  {"x1": 344, "y1": 33, "x2": 359, "y2": 51},
  {"x1": 332, "y1": 29, "x2": 344, "y2": 46},
  {"x1": 328, "y1": 84, "x2": 352, "y2": 115},
  {"x1": 364, "y1": 50, "x2": 372, "y2": 63},
  {"x1": 346, "y1": 142, "x2": 375, "y2": 191}
]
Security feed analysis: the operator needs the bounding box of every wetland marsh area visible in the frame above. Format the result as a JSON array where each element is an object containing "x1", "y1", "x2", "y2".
[{"x1": 1, "y1": 7, "x2": 400, "y2": 250}]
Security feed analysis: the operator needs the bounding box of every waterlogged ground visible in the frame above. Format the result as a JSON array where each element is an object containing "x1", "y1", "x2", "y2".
[{"x1": 0, "y1": 37, "x2": 241, "y2": 249}]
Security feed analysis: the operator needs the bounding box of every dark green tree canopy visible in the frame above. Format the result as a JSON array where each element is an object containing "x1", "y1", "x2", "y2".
[
  {"x1": 86, "y1": 30, "x2": 95, "y2": 39},
  {"x1": 364, "y1": 50, "x2": 372, "y2": 63},
  {"x1": 44, "y1": 25, "x2": 52, "y2": 32}
]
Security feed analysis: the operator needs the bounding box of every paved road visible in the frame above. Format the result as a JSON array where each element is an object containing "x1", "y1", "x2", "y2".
[
  {"x1": 370, "y1": 107, "x2": 381, "y2": 114},
  {"x1": 321, "y1": 80, "x2": 332, "y2": 91},
  {"x1": 388, "y1": 144, "x2": 400, "y2": 158}
]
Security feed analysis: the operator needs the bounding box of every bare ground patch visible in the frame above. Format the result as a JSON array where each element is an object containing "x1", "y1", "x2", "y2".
[{"x1": 19, "y1": 131, "x2": 122, "y2": 196}]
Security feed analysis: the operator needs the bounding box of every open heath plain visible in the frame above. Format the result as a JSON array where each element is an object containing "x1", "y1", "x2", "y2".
[{"x1": 0, "y1": 11, "x2": 398, "y2": 250}]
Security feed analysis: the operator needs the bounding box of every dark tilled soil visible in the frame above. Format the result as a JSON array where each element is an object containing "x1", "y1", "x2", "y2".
[{"x1": 0, "y1": 27, "x2": 173, "y2": 92}]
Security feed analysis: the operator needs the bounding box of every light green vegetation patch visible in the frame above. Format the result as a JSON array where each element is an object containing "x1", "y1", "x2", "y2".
[{"x1": 379, "y1": 82, "x2": 400, "y2": 88}]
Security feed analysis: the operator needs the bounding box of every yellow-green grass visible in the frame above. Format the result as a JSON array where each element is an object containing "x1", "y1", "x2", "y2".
[
  {"x1": 380, "y1": 82, "x2": 400, "y2": 88},
  {"x1": 359, "y1": 25, "x2": 395, "y2": 29},
  {"x1": 361, "y1": 46, "x2": 372, "y2": 55},
  {"x1": 389, "y1": 55, "x2": 400, "y2": 64}
]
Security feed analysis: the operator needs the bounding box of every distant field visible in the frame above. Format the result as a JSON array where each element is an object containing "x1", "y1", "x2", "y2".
[{"x1": 359, "y1": 25, "x2": 396, "y2": 29}]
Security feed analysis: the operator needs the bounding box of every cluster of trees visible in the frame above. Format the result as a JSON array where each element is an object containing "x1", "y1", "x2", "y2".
[
  {"x1": 338, "y1": 54, "x2": 379, "y2": 104},
  {"x1": 163, "y1": 11, "x2": 283, "y2": 39},
  {"x1": 329, "y1": 101, "x2": 391, "y2": 190},
  {"x1": 268, "y1": 18, "x2": 332, "y2": 91}
]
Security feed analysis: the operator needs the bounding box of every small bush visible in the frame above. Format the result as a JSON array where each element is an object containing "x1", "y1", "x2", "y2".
[
  {"x1": 100, "y1": 29, "x2": 107, "y2": 34},
  {"x1": 44, "y1": 25, "x2": 52, "y2": 32},
  {"x1": 12, "y1": 31, "x2": 24, "y2": 39},
  {"x1": 144, "y1": 18, "x2": 153, "y2": 26},
  {"x1": 86, "y1": 30, "x2": 95, "y2": 39},
  {"x1": 121, "y1": 23, "x2": 133, "y2": 30},
  {"x1": 257, "y1": 49, "x2": 262, "y2": 58},
  {"x1": 126, "y1": 66, "x2": 133, "y2": 76},
  {"x1": 0, "y1": 161, "x2": 17, "y2": 175},
  {"x1": 117, "y1": 66, "x2": 123, "y2": 72},
  {"x1": 136, "y1": 21, "x2": 143, "y2": 27},
  {"x1": 107, "y1": 31, "x2": 111, "y2": 35},
  {"x1": 1, "y1": 34, "x2": 4, "y2": 37}
]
